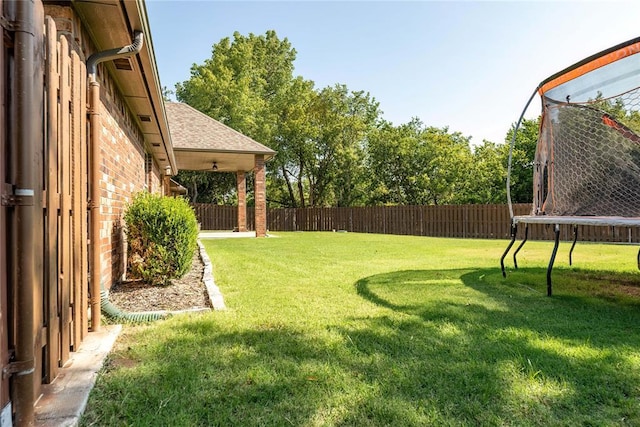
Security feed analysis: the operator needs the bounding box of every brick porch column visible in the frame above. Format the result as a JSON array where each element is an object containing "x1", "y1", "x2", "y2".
[
  {"x1": 254, "y1": 155, "x2": 267, "y2": 237},
  {"x1": 236, "y1": 171, "x2": 247, "y2": 232},
  {"x1": 163, "y1": 174, "x2": 171, "y2": 196},
  {"x1": 163, "y1": 166, "x2": 172, "y2": 196}
]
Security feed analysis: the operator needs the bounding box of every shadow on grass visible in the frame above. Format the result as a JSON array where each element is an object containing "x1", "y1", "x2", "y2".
[
  {"x1": 349, "y1": 267, "x2": 640, "y2": 424},
  {"x1": 84, "y1": 267, "x2": 640, "y2": 426},
  {"x1": 88, "y1": 325, "x2": 353, "y2": 426}
]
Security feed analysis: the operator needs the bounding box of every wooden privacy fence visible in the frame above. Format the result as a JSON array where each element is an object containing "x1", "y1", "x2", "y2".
[
  {"x1": 192, "y1": 203, "x2": 640, "y2": 243},
  {"x1": 42, "y1": 18, "x2": 89, "y2": 384},
  {"x1": 193, "y1": 204, "x2": 255, "y2": 231}
]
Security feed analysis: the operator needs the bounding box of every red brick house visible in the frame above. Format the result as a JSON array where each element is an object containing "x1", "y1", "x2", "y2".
[{"x1": 0, "y1": 1, "x2": 271, "y2": 424}]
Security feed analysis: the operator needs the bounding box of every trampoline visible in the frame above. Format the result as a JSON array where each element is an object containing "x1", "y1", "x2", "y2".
[{"x1": 500, "y1": 37, "x2": 640, "y2": 295}]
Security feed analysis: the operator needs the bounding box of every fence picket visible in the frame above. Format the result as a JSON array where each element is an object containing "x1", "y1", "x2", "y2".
[
  {"x1": 58, "y1": 35, "x2": 72, "y2": 367},
  {"x1": 44, "y1": 17, "x2": 60, "y2": 382}
]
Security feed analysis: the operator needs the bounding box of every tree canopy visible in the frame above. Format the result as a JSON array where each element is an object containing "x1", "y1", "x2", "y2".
[{"x1": 175, "y1": 30, "x2": 538, "y2": 207}]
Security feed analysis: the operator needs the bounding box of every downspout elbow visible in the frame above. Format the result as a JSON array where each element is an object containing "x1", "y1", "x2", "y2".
[
  {"x1": 87, "y1": 31, "x2": 144, "y2": 77},
  {"x1": 87, "y1": 31, "x2": 144, "y2": 331}
]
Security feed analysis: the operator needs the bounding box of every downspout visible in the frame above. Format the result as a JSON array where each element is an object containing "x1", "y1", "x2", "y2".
[
  {"x1": 87, "y1": 31, "x2": 144, "y2": 331},
  {"x1": 12, "y1": 0, "x2": 38, "y2": 424}
]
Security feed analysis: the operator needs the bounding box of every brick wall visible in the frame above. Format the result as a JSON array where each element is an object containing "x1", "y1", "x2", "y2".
[{"x1": 97, "y1": 71, "x2": 162, "y2": 290}]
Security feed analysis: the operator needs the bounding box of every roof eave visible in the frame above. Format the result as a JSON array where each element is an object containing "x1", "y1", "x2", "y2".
[
  {"x1": 123, "y1": 0, "x2": 177, "y2": 172},
  {"x1": 71, "y1": 0, "x2": 176, "y2": 173}
]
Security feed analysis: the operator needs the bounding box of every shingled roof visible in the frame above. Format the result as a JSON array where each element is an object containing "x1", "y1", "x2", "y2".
[{"x1": 166, "y1": 102, "x2": 275, "y2": 172}]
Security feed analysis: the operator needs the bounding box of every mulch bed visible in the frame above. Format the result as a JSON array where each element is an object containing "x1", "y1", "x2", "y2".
[{"x1": 108, "y1": 250, "x2": 212, "y2": 312}]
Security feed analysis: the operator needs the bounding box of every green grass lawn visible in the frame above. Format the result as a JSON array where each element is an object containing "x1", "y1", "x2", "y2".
[{"x1": 81, "y1": 232, "x2": 640, "y2": 426}]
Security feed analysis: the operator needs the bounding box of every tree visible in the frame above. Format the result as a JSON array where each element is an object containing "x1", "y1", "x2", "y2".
[
  {"x1": 267, "y1": 83, "x2": 381, "y2": 207},
  {"x1": 367, "y1": 119, "x2": 473, "y2": 205},
  {"x1": 505, "y1": 117, "x2": 539, "y2": 203},
  {"x1": 307, "y1": 85, "x2": 381, "y2": 207},
  {"x1": 176, "y1": 30, "x2": 294, "y2": 144},
  {"x1": 367, "y1": 120, "x2": 418, "y2": 205},
  {"x1": 175, "y1": 170, "x2": 237, "y2": 204},
  {"x1": 269, "y1": 76, "x2": 318, "y2": 207},
  {"x1": 458, "y1": 141, "x2": 507, "y2": 204}
]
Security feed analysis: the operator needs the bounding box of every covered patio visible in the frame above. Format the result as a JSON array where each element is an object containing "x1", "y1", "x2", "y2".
[{"x1": 165, "y1": 102, "x2": 275, "y2": 237}]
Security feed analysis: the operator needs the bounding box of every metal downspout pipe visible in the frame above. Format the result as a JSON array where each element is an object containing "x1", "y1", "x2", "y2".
[
  {"x1": 86, "y1": 31, "x2": 144, "y2": 331},
  {"x1": 13, "y1": 0, "x2": 38, "y2": 424}
]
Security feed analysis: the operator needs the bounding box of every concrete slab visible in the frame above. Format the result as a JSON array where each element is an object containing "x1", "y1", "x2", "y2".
[
  {"x1": 34, "y1": 325, "x2": 121, "y2": 427},
  {"x1": 198, "y1": 231, "x2": 256, "y2": 239}
]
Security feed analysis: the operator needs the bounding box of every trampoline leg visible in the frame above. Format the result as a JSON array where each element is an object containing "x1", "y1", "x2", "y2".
[
  {"x1": 547, "y1": 224, "x2": 560, "y2": 297},
  {"x1": 513, "y1": 224, "x2": 529, "y2": 270},
  {"x1": 501, "y1": 223, "x2": 517, "y2": 278},
  {"x1": 637, "y1": 247, "x2": 640, "y2": 271},
  {"x1": 569, "y1": 225, "x2": 578, "y2": 266}
]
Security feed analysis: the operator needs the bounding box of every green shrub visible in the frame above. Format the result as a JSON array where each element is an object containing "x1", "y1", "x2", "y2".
[{"x1": 124, "y1": 192, "x2": 198, "y2": 286}]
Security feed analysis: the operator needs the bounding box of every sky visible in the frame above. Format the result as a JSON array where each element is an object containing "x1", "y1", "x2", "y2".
[{"x1": 146, "y1": 0, "x2": 640, "y2": 146}]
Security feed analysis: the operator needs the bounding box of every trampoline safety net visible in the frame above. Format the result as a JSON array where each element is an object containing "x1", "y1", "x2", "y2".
[{"x1": 523, "y1": 38, "x2": 640, "y2": 218}]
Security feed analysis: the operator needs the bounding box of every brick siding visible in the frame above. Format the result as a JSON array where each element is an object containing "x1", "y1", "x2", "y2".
[{"x1": 98, "y1": 80, "x2": 162, "y2": 289}]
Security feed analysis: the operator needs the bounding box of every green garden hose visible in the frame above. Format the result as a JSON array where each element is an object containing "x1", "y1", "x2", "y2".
[{"x1": 100, "y1": 290, "x2": 170, "y2": 324}]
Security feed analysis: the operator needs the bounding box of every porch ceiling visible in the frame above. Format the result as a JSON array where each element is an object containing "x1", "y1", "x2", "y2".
[
  {"x1": 166, "y1": 102, "x2": 276, "y2": 173},
  {"x1": 174, "y1": 149, "x2": 262, "y2": 173}
]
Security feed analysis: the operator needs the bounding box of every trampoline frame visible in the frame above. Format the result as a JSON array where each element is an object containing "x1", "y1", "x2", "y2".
[{"x1": 500, "y1": 216, "x2": 640, "y2": 296}]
